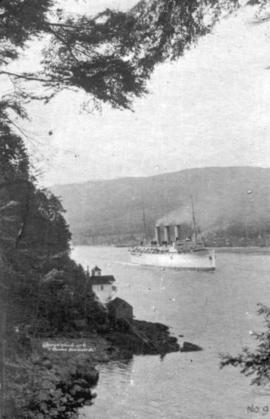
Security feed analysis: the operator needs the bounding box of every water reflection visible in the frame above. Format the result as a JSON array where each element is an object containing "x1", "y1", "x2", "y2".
[
  {"x1": 99, "y1": 358, "x2": 134, "y2": 375},
  {"x1": 80, "y1": 358, "x2": 135, "y2": 418}
]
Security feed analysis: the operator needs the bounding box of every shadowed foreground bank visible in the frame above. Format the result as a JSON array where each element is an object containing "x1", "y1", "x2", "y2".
[{"x1": 3, "y1": 308, "x2": 203, "y2": 419}]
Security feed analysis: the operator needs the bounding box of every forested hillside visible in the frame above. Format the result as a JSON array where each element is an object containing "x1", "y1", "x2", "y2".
[{"x1": 52, "y1": 166, "x2": 270, "y2": 246}]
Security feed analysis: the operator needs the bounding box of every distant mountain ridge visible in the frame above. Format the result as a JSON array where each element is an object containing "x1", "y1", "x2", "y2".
[{"x1": 51, "y1": 167, "x2": 270, "y2": 246}]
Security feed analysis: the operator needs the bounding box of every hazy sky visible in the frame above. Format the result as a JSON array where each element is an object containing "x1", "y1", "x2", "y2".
[{"x1": 12, "y1": 1, "x2": 270, "y2": 185}]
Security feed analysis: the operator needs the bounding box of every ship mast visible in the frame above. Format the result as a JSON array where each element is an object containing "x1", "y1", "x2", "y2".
[
  {"x1": 190, "y1": 195, "x2": 198, "y2": 244},
  {"x1": 142, "y1": 206, "x2": 147, "y2": 242}
]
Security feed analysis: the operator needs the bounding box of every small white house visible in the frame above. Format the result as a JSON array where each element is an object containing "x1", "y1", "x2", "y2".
[{"x1": 90, "y1": 266, "x2": 117, "y2": 305}]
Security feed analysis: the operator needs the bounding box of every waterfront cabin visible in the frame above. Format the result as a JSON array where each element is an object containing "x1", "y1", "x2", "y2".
[
  {"x1": 90, "y1": 267, "x2": 117, "y2": 304},
  {"x1": 107, "y1": 297, "x2": 133, "y2": 322}
]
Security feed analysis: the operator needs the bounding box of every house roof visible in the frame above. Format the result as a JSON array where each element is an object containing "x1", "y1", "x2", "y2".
[
  {"x1": 90, "y1": 275, "x2": 115, "y2": 285},
  {"x1": 92, "y1": 266, "x2": 101, "y2": 271}
]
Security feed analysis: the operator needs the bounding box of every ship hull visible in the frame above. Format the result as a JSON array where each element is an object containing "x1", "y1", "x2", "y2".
[{"x1": 130, "y1": 249, "x2": 216, "y2": 271}]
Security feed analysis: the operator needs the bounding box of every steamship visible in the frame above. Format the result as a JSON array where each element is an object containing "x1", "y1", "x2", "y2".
[
  {"x1": 129, "y1": 216, "x2": 216, "y2": 271},
  {"x1": 129, "y1": 226, "x2": 216, "y2": 271}
]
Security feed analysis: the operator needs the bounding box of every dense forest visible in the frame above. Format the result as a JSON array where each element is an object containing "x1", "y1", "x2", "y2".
[
  {"x1": 0, "y1": 123, "x2": 108, "y2": 418},
  {"x1": 52, "y1": 167, "x2": 270, "y2": 247}
]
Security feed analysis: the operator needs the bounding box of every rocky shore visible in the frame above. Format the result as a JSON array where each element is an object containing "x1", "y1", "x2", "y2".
[
  {"x1": 5, "y1": 313, "x2": 202, "y2": 418},
  {"x1": 37, "y1": 318, "x2": 181, "y2": 362},
  {"x1": 104, "y1": 319, "x2": 180, "y2": 357},
  {"x1": 6, "y1": 292, "x2": 203, "y2": 419},
  {"x1": 7, "y1": 321, "x2": 179, "y2": 418}
]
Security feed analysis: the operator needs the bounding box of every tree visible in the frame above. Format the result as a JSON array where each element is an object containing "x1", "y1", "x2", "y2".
[
  {"x1": 0, "y1": 0, "x2": 256, "y2": 111},
  {"x1": 0, "y1": 127, "x2": 106, "y2": 417},
  {"x1": 0, "y1": 128, "x2": 31, "y2": 419},
  {"x1": 220, "y1": 304, "x2": 270, "y2": 386}
]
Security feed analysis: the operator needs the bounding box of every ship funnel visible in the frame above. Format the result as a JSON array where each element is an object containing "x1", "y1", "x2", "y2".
[
  {"x1": 155, "y1": 226, "x2": 162, "y2": 245},
  {"x1": 174, "y1": 225, "x2": 181, "y2": 241},
  {"x1": 164, "y1": 226, "x2": 170, "y2": 243}
]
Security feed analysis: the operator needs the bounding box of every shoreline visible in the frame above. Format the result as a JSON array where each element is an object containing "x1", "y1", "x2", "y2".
[
  {"x1": 214, "y1": 246, "x2": 270, "y2": 254},
  {"x1": 37, "y1": 318, "x2": 182, "y2": 362},
  {"x1": 73, "y1": 243, "x2": 270, "y2": 255},
  {"x1": 8, "y1": 321, "x2": 179, "y2": 418},
  {"x1": 17, "y1": 319, "x2": 183, "y2": 416}
]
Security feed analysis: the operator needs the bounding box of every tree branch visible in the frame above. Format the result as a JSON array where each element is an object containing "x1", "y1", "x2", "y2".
[
  {"x1": 0, "y1": 71, "x2": 63, "y2": 84},
  {"x1": 45, "y1": 27, "x2": 81, "y2": 63},
  {"x1": 46, "y1": 21, "x2": 94, "y2": 29}
]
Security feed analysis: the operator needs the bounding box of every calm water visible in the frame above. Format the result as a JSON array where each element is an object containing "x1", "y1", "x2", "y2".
[{"x1": 72, "y1": 246, "x2": 270, "y2": 419}]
